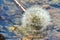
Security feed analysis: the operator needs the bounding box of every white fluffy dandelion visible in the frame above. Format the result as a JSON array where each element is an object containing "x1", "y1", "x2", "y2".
[{"x1": 22, "y1": 5, "x2": 51, "y2": 32}]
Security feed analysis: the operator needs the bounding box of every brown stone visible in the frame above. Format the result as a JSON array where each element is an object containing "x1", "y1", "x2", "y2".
[{"x1": 0, "y1": 34, "x2": 5, "y2": 40}]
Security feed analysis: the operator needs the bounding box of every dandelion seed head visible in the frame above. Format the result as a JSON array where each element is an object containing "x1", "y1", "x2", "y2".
[{"x1": 22, "y1": 5, "x2": 51, "y2": 31}]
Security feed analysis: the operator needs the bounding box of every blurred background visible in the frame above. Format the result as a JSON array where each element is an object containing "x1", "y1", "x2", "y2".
[{"x1": 0, "y1": 0, "x2": 60, "y2": 40}]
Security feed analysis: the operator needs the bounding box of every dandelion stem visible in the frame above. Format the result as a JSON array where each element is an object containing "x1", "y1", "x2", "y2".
[{"x1": 14, "y1": 0, "x2": 26, "y2": 12}]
